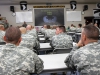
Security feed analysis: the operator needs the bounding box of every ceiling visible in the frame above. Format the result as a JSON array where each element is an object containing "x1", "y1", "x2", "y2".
[{"x1": 0, "y1": 0, "x2": 99, "y2": 5}]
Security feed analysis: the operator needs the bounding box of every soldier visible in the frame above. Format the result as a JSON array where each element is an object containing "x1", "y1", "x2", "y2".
[
  {"x1": 44, "y1": 25, "x2": 52, "y2": 40},
  {"x1": 70, "y1": 24, "x2": 76, "y2": 32},
  {"x1": 0, "y1": 20, "x2": 9, "y2": 30},
  {"x1": 44, "y1": 25, "x2": 56, "y2": 41},
  {"x1": 0, "y1": 27, "x2": 43, "y2": 75},
  {"x1": 26, "y1": 25, "x2": 38, "y2": 39},
  {"x1": 50, "y1": 25, "x2": 73, "y2": 49},
  {"x1": 65, "y1": 24, "x2": 100, "y2": 75},
  {"x1": 3, "y1": 20, "x2": 9, "y2": 30},
  {"x1": 22, "y1": 21, "x2": 27, "y2": 28},
  {"x1": 0, "y1": 25, "x2": 5, "y2": 42},
  {"x1": 40, "y1": 24, "x2": 47, "y2": 34},
  {"x1": 76, "y1": 24, "x2": 82, "y2": 32},
  {"x1": 19, "y1": 27, "x2": 40, "y2": 50}
]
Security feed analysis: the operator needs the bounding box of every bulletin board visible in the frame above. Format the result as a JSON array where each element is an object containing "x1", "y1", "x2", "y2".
[
  {"x1": 66, "y1": 11, "x2": 81, "y2": 21},
  {"x1": 16, "y1": 11, "x2": 33, "y2": 23}
]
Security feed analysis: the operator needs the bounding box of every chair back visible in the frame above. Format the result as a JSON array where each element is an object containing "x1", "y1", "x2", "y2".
[
  {"x1": 53, "y1": 48, "x2": 72, "y2": 54},
  {"x1": 0, "y1": 42, "x2": 6, "y2": 45}
]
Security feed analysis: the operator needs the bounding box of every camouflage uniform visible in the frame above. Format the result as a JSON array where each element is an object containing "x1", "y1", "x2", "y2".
[
  {"x1": 27, "y1": 29, "x2": 38, "y2": 40},
  {"x1": 0, "y1": 30, "x2": 5, "y2": 42},
  {"x1": 0, "y1": 43, "x2": 44, "y2": 75},
  {"x1": 44, "y1": 29, "x2": 56, "y2": 40},
  {"x1": 4, "y1": 23, "x2": 9, "y2": 29},
  {"x1": 50, "y1": 32, "x2": 73, "y2": 49},
  {"x1": 65, "y1": 42, "x2": 100, "y2": 75},
  {"x1": 76, "y1": 28, "x2": 82, "y2": 32},
  {"x1": 19, "y1": 34, "x2": 40, "y2": 50},
  {"x1": 70, "y1": 27, "x2": 76, "y2": 32},
  {"x1": 0, "y1": 20, "x2": 9, "y2": 29},
  {"x1": 40, "y1": 28, "x2": 47, "y2": 34}
]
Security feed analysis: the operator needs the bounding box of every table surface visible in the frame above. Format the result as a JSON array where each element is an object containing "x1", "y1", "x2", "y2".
[
  {"x1": 38, "y1": 53, "x2": 69, "y2": 70},
  {"x1": 67, "y1": 32, "x2": 75, "y2": 34},
  {"x1": 40, "y1": 42, "x2": 77, "y2": 49},
  {"x1": 40, "y1": 43, "x2": 51, "y2": 48},
  {"x1": 38, "y1": 35, "x2": 44, "y2": 37},
  {"x1": 39, "y1": 38, "x2": 45, "y2": 40},
  {"x1": 75, "y1": 33, "x2": 81, "y2": 35}
]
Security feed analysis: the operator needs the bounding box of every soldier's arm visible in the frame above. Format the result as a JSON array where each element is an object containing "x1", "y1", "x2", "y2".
[
  {"x1": 64, "y1": 45, "x2": 79, "y2": 68},
  {"x1": 50, "y1": 37, "x2": 55, "y2": 49},
  {"x1": 64, "y1": 40, "x2": 84, "y2": 68},
  {"x1": 21, "y1": 51, "x2": 43, "y2": 74},
  {"x1": 34, "y1": 39, "x2": 40, "y2": 50},
  {"x1": 67, "y1": 35, "x2": 73, "y2": 47},
  {"x1": 33, "y1": 53, "x2": 44, "y2": 74}
]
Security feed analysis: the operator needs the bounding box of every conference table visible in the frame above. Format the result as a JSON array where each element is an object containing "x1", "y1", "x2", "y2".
[
  {"x1": 39, "y1": 53, "x2": 70, "y2": 74},
  {"x1": 39, "y1": 43, "x2": 53, "y2": 54},
  {"x1": 39, "y1": 42, "x2": 76, "y2": 54},
  {"x1": 39, "y1": 37, "x2": 45, "y2": 43},
  {"x1": 38, "y1": 35, "x2": 44, "y2": 38},
  {"x1": 40, "y1": 42, "x2": 77, "y2": 49},
  {"x1": 40, "y1": 43, "x2": 51, "y2": 49},
  {"x1": 39, "y1": 37, "x2": 45, "y2": 40}
]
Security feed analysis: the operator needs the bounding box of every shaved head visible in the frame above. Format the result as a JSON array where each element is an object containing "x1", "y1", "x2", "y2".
[
  {"x1": 0, "y1": 25, "x2": 4, "y2": 30},
  {"x1": 5, "y1": 27, "x2": 21, "y2": 44},
  {"x1": 26, "y1": 25, "x2": 32, "y2": 30},
  {"x1": 83, "y1": 24, "x2": 99, "y2": 40},
  {"x1": 19, "y1": 27, "x2": 26, "y2": 34}
]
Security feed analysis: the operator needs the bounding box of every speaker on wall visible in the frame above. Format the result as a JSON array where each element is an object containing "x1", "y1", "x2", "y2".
[
  {"x1": 96, "y1": 3, "x2": 100, "y2": 8},
  {"x1": 20, "y1": 1, "x2": 27, "y2": 10},
  {"x1": 70, "y1": 1, "x2": 77, "y2": 10},
  {"x1": 83, "y1": 5, "x2": 88, "y2": 11},
  {"x1": 10, "y1": 6, "x2": 15, "y2": 12}
]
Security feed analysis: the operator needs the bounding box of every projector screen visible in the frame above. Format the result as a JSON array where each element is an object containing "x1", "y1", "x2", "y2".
[{"x1": 34, "y1": 8, "x2": 64, "y2": 26}]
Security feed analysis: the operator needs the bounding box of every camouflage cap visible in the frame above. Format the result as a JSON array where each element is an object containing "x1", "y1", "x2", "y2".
[{"x1": 0, "y1": 21, "x2": 5, "y2": 25}]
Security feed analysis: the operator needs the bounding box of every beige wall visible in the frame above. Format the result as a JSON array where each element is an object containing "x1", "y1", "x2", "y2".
[
  {"x1": 65, "y1": 4, "x2": 96, "y2": 27},
  {"x1": 0, "y1": 4, "x2": 96, "y2": 27}
]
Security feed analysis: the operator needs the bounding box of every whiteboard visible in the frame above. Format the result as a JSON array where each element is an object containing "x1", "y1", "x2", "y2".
[
  {"x1": 16, "y1": 11, "x2": 33, "y2": 23},
  {"x1": 66, "y1": 11, "x2": 81, "y2": 21}
]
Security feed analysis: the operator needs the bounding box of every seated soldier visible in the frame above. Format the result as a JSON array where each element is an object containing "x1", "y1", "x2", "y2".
[
  {"x1": 44, "y1": 25, "x2": 53, "y2": 41},
  {"x1": 40, "y1": 24, "x2": 47, "y2": 34},
  {"x1": 70, "y1": 24, "x2": 76, "y2": 32},
  {"x1": 19, "y1": 27, "x2": 40, "y2": 50},
  {"x1": 0, "y1": 25, "x2": 5, "y2": 42},
  {"x1": 0, "y1": 27, "x2": 43, "y2": 75},
  {"x1": 76, "y1": 23, "x2": 82, "y2": 32},
  {"x1": 65, "y1": 24, "x2": 100, "y2": 75},
  {"x1": 26, "y1": 25, "x2": 38, "y2": 39},
  {"x1": 22, "y1": 21, "x2": 27, "y2": 28},
  {"x1": 50, "y1": 25, "x2": 73, "y2": 49}
]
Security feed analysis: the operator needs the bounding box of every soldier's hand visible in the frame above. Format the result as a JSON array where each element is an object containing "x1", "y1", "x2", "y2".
[{"x1": 77, "y1": 40, "x2": 84, "y2": 48}]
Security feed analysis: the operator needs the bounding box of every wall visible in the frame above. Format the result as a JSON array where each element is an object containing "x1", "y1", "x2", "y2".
[
  {"x1": 65, "y1": 4, "x2": 96, "y2": 27},
  {"x1": 0, "y1": 5, "x2": 33, "y2": 26},
  {"x1": 0, "y1": 4, "x2": 96, "y2": 27}
]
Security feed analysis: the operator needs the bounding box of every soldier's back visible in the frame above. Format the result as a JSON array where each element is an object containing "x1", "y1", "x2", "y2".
[
  {"x1": 0, "y1": 30, "x2": 5, "y2": 42},
  {"x1": 72, "y1": 42, "x2": 100, "y2": 75},
  {"x1": 51, "y1": 33, "x2": 73, "y2": 48},
  {"x1": 0, "y1": 43, "x2": 43, "y2": 75},
  {"x1": 20, "y1": 34, "x2": 37, "y2": 50}
]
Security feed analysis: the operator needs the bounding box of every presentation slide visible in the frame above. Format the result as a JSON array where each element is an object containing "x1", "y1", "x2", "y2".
[{"x1": 34, "y1": 8, "x2": 64, "y2": 26}]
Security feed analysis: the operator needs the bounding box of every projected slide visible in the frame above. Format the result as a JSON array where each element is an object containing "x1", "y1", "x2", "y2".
[{"x1": 34, "y1": 8, "x2": 64, "y2": 26}]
